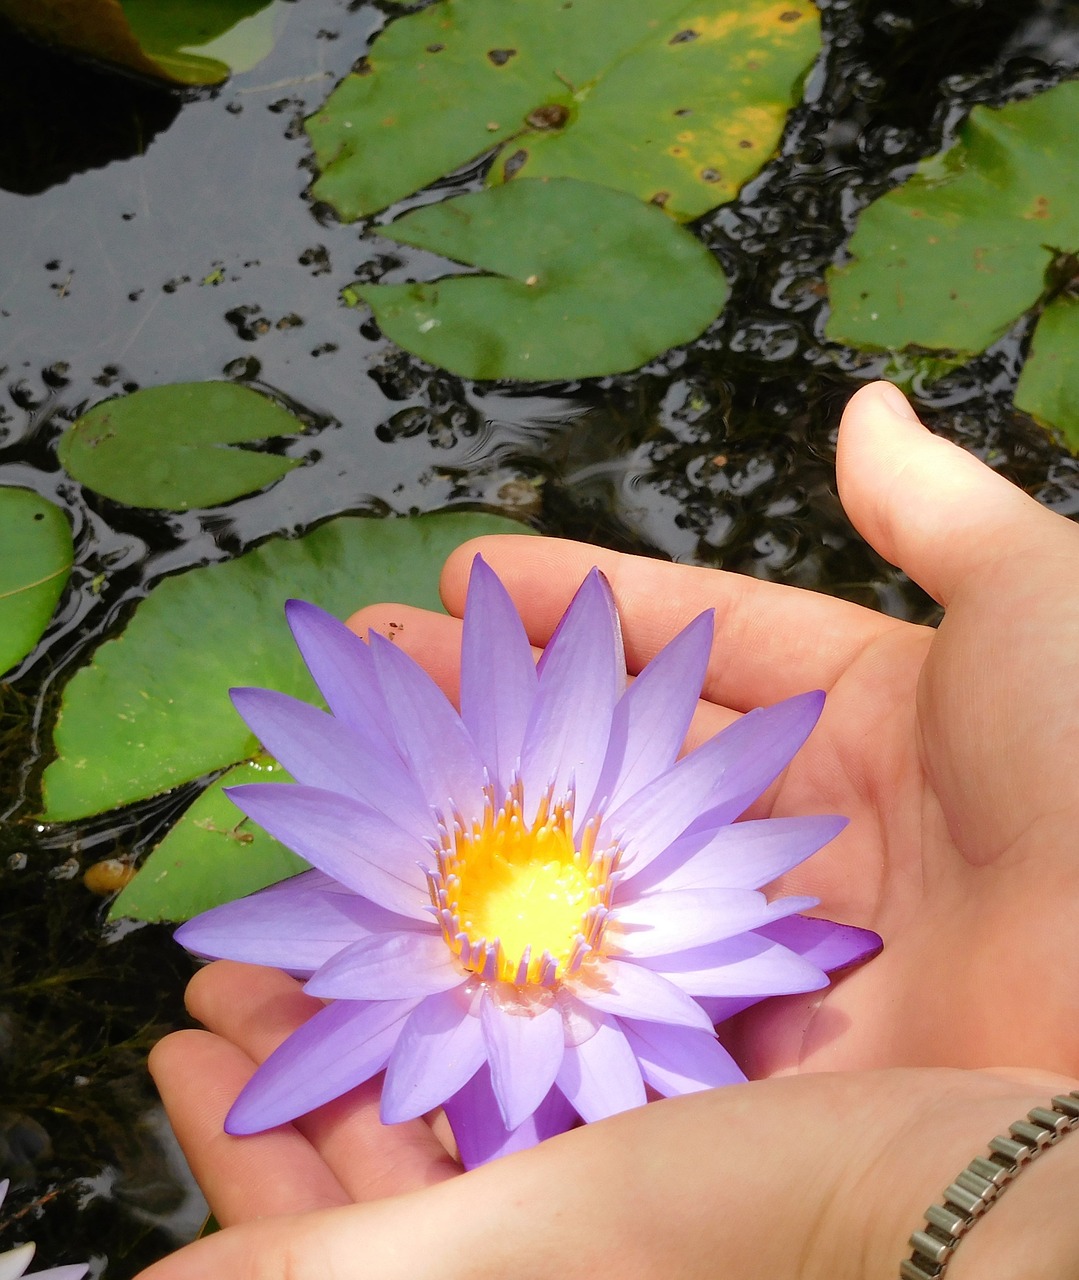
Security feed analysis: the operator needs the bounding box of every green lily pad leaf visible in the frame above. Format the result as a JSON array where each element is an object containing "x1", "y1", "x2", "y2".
[
  {"x1": 0, "y1": 0, "x2": 282, "y2": 86},
  {"x1": 826, "y1": 80, "x2": 1079, "y2": 355},
  {"x1": 41, "y1": 511, "x2": 529, "y2": 822},
  {"x1": 306, "y1": 0, "x2": 819, "y2": 223},
  {"x1": 1015, "y1": 293, "x2": 1079, "y2": 451},
  {"x1": 353, "y1": 178, "x2": 729, "y2": 380},
  {"x1": 0, "y1": 488, "x2": 74, "y2": 678},
  {"x1": 109, "y1": 756, "x2": 307, "y2": 924},
  {"x1": 58, "y1": 382, "x2": 304, "y2": 511}
]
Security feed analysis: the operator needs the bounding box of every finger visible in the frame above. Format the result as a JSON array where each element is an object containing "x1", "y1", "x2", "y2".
[
  {"x1": 186, "y1": 962, "x2": 459, "y2": 1199},
  {"x1": 836, "y1": 381, "x2": 1079, "y2": 605},
  {"x1": 148, "y1": 1029, "x2": 350, "y2": 1225},
  {"x1": 433, "y1": 535, "x2": 904, "y2": 713}
]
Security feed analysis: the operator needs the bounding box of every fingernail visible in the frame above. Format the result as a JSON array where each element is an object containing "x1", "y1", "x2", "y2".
[{"x1": 877, "y1": 381, "x2": 920, "y2": 423}]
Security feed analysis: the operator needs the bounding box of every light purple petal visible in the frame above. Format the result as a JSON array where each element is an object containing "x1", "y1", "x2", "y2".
[
  {"x1": 226, "y1": 783, "x2": 431, "y2": 918},
  {"x1": 175, "y1": 871, "x2": 424, "y2": 973},
  {"x1": 519, "y1": 570, "x2": 624, "y2": 816},
  {"x1": 284, "y1": 600, "x2": 398, "y2": 754},
  {"x1": 460, "y1": 556, "x2": 538, "y2": 793},
  {"x1": 230, "y1": 687, "x2": 432, "y2": 840},
  {"x1": 621, "y1": 1018, "x2": 746, "y2": 1095},
  {"x1": 629, "y1": 815, "x2": 848, "y2": 896},
  {"x1": 0, "y1": 1246, "x2": 35, "y2": 1280},
  {"x1": 758, "y1": 914, "x2": 883, "y2": 973},
  {"x1": 586, "y1": 610, "x2": 713, "y2": 817},
  {"x1": 610, "y1": 690, "x2": 826, "y2": 880},
  {"x1": 642, "y1": 932, "x2": 829, "y2": 997},
  {"x1": 571, "y1": 958, "x2": 713, "y2": 1030},
  {"x1": 480, "y1": 992, "x2": 565, "y2": 1131},
  {"x1": 444, "y1": 1064, "x2": 578, "y2": 1170},
  {"x1": 369, "y1": 631, "x2": 487, "y2": 818},
  {"x1": 226, "y1": 997, "x2": 419, "y2": 1133},
  {"x1": 380, "y1": 988, "x2": 487, "y2": 1123},
  {"x1": 305, "y1": 931, "x2": 463, "y2": 1000},
  {"x1": 555, "y1": 1013, "x2": 645, "y2": 1122},
  {"x1": 610, "y1": 888, "x2": 777, "y2": 958}
]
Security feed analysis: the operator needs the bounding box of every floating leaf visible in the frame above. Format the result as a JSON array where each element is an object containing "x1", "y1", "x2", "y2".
[
  {"x1": 109, "y1": 757, "x2": 307, "y2": 923},
  {"x1": 0, "y1": 488, "x2": 74, "y2": 677},
  {"x1": 1015, "y1": 292, "x2": 1079, "y2": 450},
  {"x1": 353, "y1": 178, "x2": 729, "y2": 380},
  {"x1": 306, "y1": 0, "x2": 819, "y2": 223},
  {"x1": 0, "y1": 0, "x2": 283, "y2": 86},
  {"x1": 42, "y1": 512, "x2": 529, "y2": 821},
  {"x1": 59, "y1": 382, "x2": 304, "y2": 511},
  {"x1": 826, "y1": 81, "x2": 1079, "y2": 355}
]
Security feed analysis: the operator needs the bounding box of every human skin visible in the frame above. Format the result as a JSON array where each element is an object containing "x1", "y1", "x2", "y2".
[{"x1": 138, "y1": 381, "x2": 1079, "y2": 1278}]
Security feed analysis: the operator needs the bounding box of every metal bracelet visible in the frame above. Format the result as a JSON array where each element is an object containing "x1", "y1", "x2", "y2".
[{"x1": 901, "y1": 1092, "x2": 1079, "y2": 1279}]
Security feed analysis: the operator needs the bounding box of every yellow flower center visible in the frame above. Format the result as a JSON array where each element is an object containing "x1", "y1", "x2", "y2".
[{"x1": 428, "y1": 781, "x2": 618, "y2": 988}]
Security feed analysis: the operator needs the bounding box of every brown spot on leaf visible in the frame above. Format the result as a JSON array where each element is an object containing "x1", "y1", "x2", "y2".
[
  {"x1": 487, "y1": 48, "x2": 517, "y2": 66},
  {"x1": 669, "y1": 28, "x2": 699, "y2": 44},
  {"x1": 503, "y1": 149, "x2": 528, "y2": 179},
  {"x1": 426, "y1": 42, "x2": 445, "y2": 53},
  {"x1": 650, "y1": 191, "x2": 671, "y2": 206},
  {"x1": 779, "y1": 9, "x2": 802, "y2": 21},
  {"x1": 700, "y1": 168, "x2": 722, "y2": 183},
  {"x1": 526, "y1": 103, "x2": 570, "y2": 130},
  {"x1": 674, "y1": 107, "x2": 692, "y2": 117},
  {"x1": 1025, "y1": 195, "x2": 1051, "y2": 219},
  {"x1": 738, "y1": 139, "x2": 753, "y2": 149}
]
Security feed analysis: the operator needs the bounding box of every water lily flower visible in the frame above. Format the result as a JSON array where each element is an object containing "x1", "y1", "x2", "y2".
[
  {"x1": 177, "y1": 557, "x2": 880, "y2": 1167},
  {"x1": 0, "y1": 1180, "x2": 89, "y2": 1280}
]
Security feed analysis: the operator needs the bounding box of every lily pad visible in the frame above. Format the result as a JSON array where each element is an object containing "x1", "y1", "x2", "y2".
[
  {"x1": 109, "y1": 756, "x2": 306, "y2": 923},
  {"x1": 0, "y1": 0, "x2": 283, "y2": 85},
  {"x1": 352, "y1": 178, "x2": 729, "y2": 380},
  {"x1": 1014, "y1": 292, "x2": 1079, "y2": 450},
  {"x1": 58, "y1": 382, "x2": 304, "y2": 511},
  {"x1": 0, "y1": 488, "x2": 74, "y2": 678},
  {"x1": 306, "y1": 0, "x2": 819, "y2": 223},
  {"x1": 41, "y1": 511, "x2": 528, "y2": 821},
  {"x1": 826, "y1": 80, "x2": 1079, "y2": 355}
]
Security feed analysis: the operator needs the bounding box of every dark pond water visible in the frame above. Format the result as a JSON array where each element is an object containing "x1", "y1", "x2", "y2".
[{"x1": 2, "y1": 0, "x2": 1079, "y2": 1273}]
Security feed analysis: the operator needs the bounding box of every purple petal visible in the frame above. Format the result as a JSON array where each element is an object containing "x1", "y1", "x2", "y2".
[
  {"x1": 621, "y1": 1018, "x2": 746, "y2": 1095},
  {"x1": 519, "y1": 570, "x2": 624, "y2": 816},
  {"x1": 571, "y1": 958, "x2": 713, "y2": 1030},
  {"x1": 226, "y1": 783, "x2": 431, "y2": 918},
  {"x1": 176, "y1": 870, "x2": 423, "y2": 974},
  {"x1": 460, "y1": 556, "x2": 538, "y2": 793},
  {"x1": 642, "y1": 932, "x2": 828, "y2": 997},
  {"x1": 230, "y1": 687, "x2": 432, "y2": 839},
  {"x1": 758, "y1": 914, "x2": 883, "y2": 973},
  {"x1": 444, "y1": 1064, "x2": 578, "y2": 1170},
  {"x1": 555, "y1": 1013, "x2": 645, "y2": 1122},
  {"x1": 587, "y1": 610, "x2": 713, "y2": 817},
  {"x1": 284, "y1": 600, "x2": 398, "y2": 754},
  {"x1": 305, "y1": 931, "x2": 463, "y2": 1000},
  {"x1": 226, "y1": 997, "x2": 418, "y2": 1133},
  {"x1": 610, "y1": 888, "x2": 778, "y2": 958},
  {"x1": 480, "y1": 992, "x2": 565, "y2": 1130},
  {"x1": 610, "y1": 690, "x2": 826, "y2": 880},
  {"x1": 629, "y1": 815, "x2": 848, "y2": 896},
  {"x1": 369, "y1": 631, "x2": 487, "y2": 818},
  {"x1": 380, "y1": 988, "x2": 487, "y2": 1123}
]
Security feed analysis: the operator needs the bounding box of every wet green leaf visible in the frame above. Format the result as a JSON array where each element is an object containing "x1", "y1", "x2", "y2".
[
  {"x1": 354, "y1": 178, "x2": 729, "y2": 380},
  {"x1": 0, "y1": 0, "x2": 283, "y2": 86},
  {"x1": 306, "y1": 0, "x2": 819, "y2": 223},
  {"x1": 826, "y1": 81, "x2": 1079, "y2": 355},
  {"x1": 1015, "y1": 293, "x2": 1079, "y2": 451},
  {"x1": 0, "y1": 488, "x2": 74, "y2": 678},
  {"x1": 109, "y1": 757, "x2": 307, "y2": 923},
  {"x1": 41, "y1": 512, "x2": 529, "y2": 821},
  {"x1": 58, "y1": 382, "x2": 303, "y2": 511}
]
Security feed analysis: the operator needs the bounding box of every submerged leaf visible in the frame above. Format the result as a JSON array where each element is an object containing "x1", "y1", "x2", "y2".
[
  {"x1": 109, "y1": 757, "x2": 307, "y2": 923},
  {"x1": 306, "y1": 0, "x2": 819, "y2": 222},
  {"x1": 0, "y1": 488, "x2": 74, "y2": 677},
  {"x1": 1015, "y1": 292, "x2": 1079, "y2": 451},
  {"x1": 41, "y1": 512, "x2": 530, "y2": 821},
  {"x1": 0, "y1": 0, "x2": 283, "y2": 85},
  {"x1": 59, "y1": 381, "x2": 303, "y2": 511},
  {"x1": 354, "y1": 178, "x2": 729, "y2": 380}
]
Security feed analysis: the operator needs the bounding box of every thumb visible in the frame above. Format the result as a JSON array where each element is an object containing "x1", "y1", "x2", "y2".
[{"x1": 836, "y1": 381, "x2": 1072, "y2": 605}]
